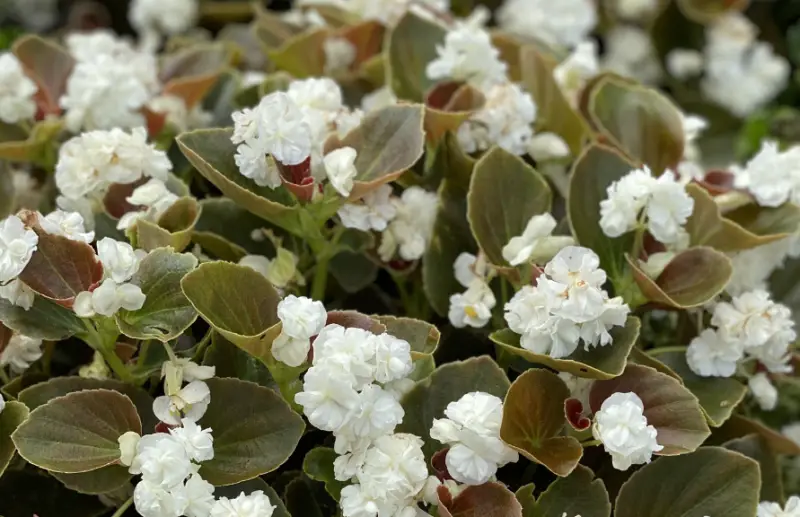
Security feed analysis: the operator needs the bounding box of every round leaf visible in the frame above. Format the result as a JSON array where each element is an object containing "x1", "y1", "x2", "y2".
[
  {"x1": 517, "y1": 465, "x2": 611, "y2": 517},
  {"x1": 198, "y1": 377, "x2": 305, "y2": 485},
  {"x1": 724, "y1": 435, "x2": 784, "y2": 503},
  {"x1": 398, "y1": 356, "x2": 510, "y2": 460},
  {"x1": 303, "y1": 447, "x2": 346, "y2": 501},
  {"x1": 490, "y1": 316, "x2": 641, "y2": 380},
  {"x1": 0, "y1": 296, "x2": 83, "y2": 340},
  {"x1": 467, "y1": 147, "x2": 552, "y2": 267},
  {"x1": 192, "y1": 198, "x2": 277, "y2": 261},
  {"x1": 715, "y1": 415, "x2": 800, "y2": 455},
  {"x1": 134, "y1": 197, "x2": 202, "y2": 252},
  {"x1": 116, "y1": 247, "x2": 199, "y2": 342},
  {"x1": 386, "y1": 11, "x2": 446, "y2": 101},
  {"x1": 439, "y1": 482, "x2": 522, "y2": 517},
  {"x1": 12, "y1": 389, "x2": 142, "y2": 473},
  {"x1": 0, "y1": 401, "x2": 29, "y2": 477},
  {"x1": 12, "y1": 35, "x2": 74, "y2": 116},
  {"x1": 590, "y1": 364, "x2": 710, "y2": 455},
  {"x1": 500, "y1": 369, "x2": 582, "y2": 477},
  {"x1": 52, "y1": 465, "x2": 132, "y2": 495},
  {"x1": 614, "y1": 447, "x2": 760, "y2": 517}
]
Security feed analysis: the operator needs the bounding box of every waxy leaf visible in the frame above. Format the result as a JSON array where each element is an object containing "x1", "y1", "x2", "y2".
[
  {"x1": 160, "y1": 43, "x2": 232, "y2": 108},
  {"x1": 467, "y1": 147, "x2": 552, "y2": 267},
  {"x1": 12, "y1": 35, "x2": 74, "y2": 116},
  {"x1": 325, "y1": 104, "x2": 425, "y2": 199},
  {"x1": 724, "y1": 202, "x2": 800, "y2": 241},
  {"x1": 569, "y1": 144, "x2": 637, "y2": 282},
  {"x1": 374, "y1": 315, "x2": 440, "y2": 356},
  {"x1": 626, "y1": 247, "x2": 732, "y2": 308},
  {"x1": 424, "y1": 82, "x2": 485, "y2": 144},
  {"x1": 500, "y1": 369, "x2": 582, "y2": 476},
  {"x1": 439, "y1": 482, "x2": 522, "y2": 517},
  {"x1": 198, "y1": 378, "x2": 305, "y2": 485},
  {"x1": 268, "y1": 28, "x2": 330, "y2": 78},
  {"x1": 586, "y1": 75, "x2": 685, "y2": 174},
  {"x1": 0, "y1": 119, "x2": 63, "y2": 166},
  {"x1": 724, "y1": 435, "x2": 784, "y2": 503},
  {"x1": 398, "y1": 356, "x2": 510, "y2": 459},
  {"x1": 0, "y1": 401, "x2": 28, "y2": 478},
  {"x1": 647, "y1": 349, "x2": 746, "y2": 427},
  {"x1": 192, "y1": 198, "x2": 277, "y2": 261},
  {"x1": 0, "y1": 296, "x2": 83, "y2": 340},
  {"x1": 52, "y1": 465, "x2": 132, "y2": 495},
  {"x1": 715, "y1": 415, "x2": 800, "y2": 455},
  {"x1": 176, "y1": 129, "x2": 303, "y2": 234},
  {"x1": 303, "y1": 447, "x2": 346, "y2": 501},
  {"x1": 516, "y1": 465, "x2": 611, "y2": 517},
  {"x1": 490, "y1": 316, "x2": 641, "y2": 380},
  {"x1": 590, "y1": 364, "x2": 710, "y2": 455},
  {"x1": 19, "y1": 228, "x2": 103, "y2": 306},
  {"x1": 181, "y1": 261, "x2": 281, "y2": 359},
  {"x1": 614, "y1": 447, "x2": 760, "y2": 517},
  {"x1": 520, "y1": 46, "x2": 588, "y2": 154},
  {"x1": 12, "y1": 389, "x2": 142, "y2": 473},
  {"x1": 116, "y1": 247, "x2": 199, "y2": 342},
  {"x1": 203, "y1": 333, "x2": 276, "y2": 390},
  {"x1": 135, "y1": 197, "x2": 202, "y2": 252},
  {"x1": 387, "y1": 11, "x2": 447, "y2": 101}
]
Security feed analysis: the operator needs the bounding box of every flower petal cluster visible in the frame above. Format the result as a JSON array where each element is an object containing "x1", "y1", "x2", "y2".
[
  {"x1": 39, "y1": 210, "x2": 95, "y2": 243},
  {"x1": 497, "y1": 0, "x2": 597, "y2": 49},
  {"x1": 430, "y1": 391, "x2": 518, "y2": 485},
  {"x1": 749, "y1": 372, "x2": 778, "y2": 411},
  {"x1": 457, "y1": 83, "x2": 537, "y2": 156},
  {"x1": 130, "y1": 0, "x2": 198, "y2": 38},
  {"x1": 592, "y1": 392, "x2": 663, "y2": 471},
  {"x1": 0, "y1": 278, "x2": 35, "y2": 311},
  {"x1": 378, "y1": 186, "x2": 438, "y2": 262},
  {"x1": 97, "y1": 237, "x2": 146, "y2": 283},
  {"x1": 324, "y1": 146, "x2": 359, "y2": 197},
  {"x1": 502, "y1": 213, "x2": 574, "y2": 266},
  {"x1": 602, "y1": 26, "x2": 662, "y2": 85},
  {"x1": 74, "y1": 278, "x2": 146, "y2": 318},
  {"x1": 0, "y1": 333, "x2": 43, "y2": 373},
  {"x1": 757, "y1": 496, "x2": 800, "y2": 517},
  {"x1": 272, "y1": 295, "x2": 327, "y2": 367},
  {"x1": 0, "y1": 52, "x2": 37, "y2": 124},
  {"x1": 0, "y1": 214, "x2": 38, "y2": 283},
  {"x1": 448, "y1": 253, "x2": 496, "y2": 329},
  {"x1": 209, "y1": 491, "x2": 276, "y2": 517},
  {"x1": 732, "y1": 140, "x2": 800, "y2": 207},
  {"x1": 118, "y1": 178, "x2": 180, "y2": 230},
  {"x1": 338, "y1": 185, "x2": 397, "y2": 232},
  {"x1": 599, "y1": 167, "x2": 694, "y2": 245},
  {"x1": 505, "y1": 246, "x2": 629, "y2": 358},
  {"x1": 153, "y1": 374, "x2": 213, "y2": 427},
  {"x1": 554, "y1": 41, "x2": 599, "y2": 106}
]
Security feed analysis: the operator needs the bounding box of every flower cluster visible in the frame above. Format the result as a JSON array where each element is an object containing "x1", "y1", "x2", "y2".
[
  {"x1": 430, "y1": 391, "x2": 518, "y2": 484},
  {"x1": 129, "y1": 0, "x2": 198, "y2": 50},
  {"x1": 0, "y1": 214, "x2": 38, "y2": 284},
  {"x1": 757, "y1": 495, "x2": 800, "y2": 517},
  {"x1": 732, "y1": 140, "x2": 800, "y2": 208},
  {"x1": 0, "y1": 333, "x2": 43, "y2": 373},
  {"x1": 272, "y1": 295, "x2": 327, "y2": 367},
  {"x1": 687, "y1": 289, "x2": 795, "y2": 383},
  {"x1": 599, "y1": 167, "x2": 694, "y2": 246},
  {"x1": 74, "y1": 238, "x2": 147, "y2": 318},
  {"x1": 448, "y1": 252, "x2": 496, "y2": 329},
  {"x1": 592, "y1": 392, "x2": 663, "y2": 471},
  {"x1": 497, "y1": 0, "x2": 597, "y2": 49},
  {"x1": 153, "y1": 359, "x2": 215, "y2": 426},
  {"x1": 0, "y1": 52, "x2": 37, "y2": 124},
  {"x1": 505, "y1": 246, "x2": 630, "y2": 358}
]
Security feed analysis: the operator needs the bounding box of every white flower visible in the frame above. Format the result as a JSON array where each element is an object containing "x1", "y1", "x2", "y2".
[
  {"x1": 180, "y1": 474, "x2": 216, "y2": 517},
  {"x1": 134, "y1": 479, "x2": 189, "y2": 517},
  {"x1": 118, "y1": 431, "x2": 141, "y2": 467},
  {"x1": 528, "y1": 132, "x2": 571, "y2": 162},
  {"x1": 0, "y1": 52, "x2": 37, "y2": 124},
  {"x1": 147, "y1": 95, "x2": 212, "y2": 133},
  {"x1": 686, "y1": 329, "x2": 743, "y2": 378},
  {"x1": 39, "y1": 210, "x2": 94, "y2": 243},
  {"x1": 129, "y1": 433, "x2": 194, "y2": 487},
  {"x1": 711, "y1": 290, "x2": 795, "y2": 351},
  {"x1": 757, "y1": 496, "x2": 800, "y2": 517},
  {"x1": 0, "y1": 394, "x2": 5, "y2": 414},
  {"x1": 74, "y1": 279, "x2": 146, "y2": 318},
  {"x1": 448, "y1": 280, "x2": 496, "y2": 329},
  {"x1": 170, "y1": 418, "x2": 215, "y2": 463},
  {"x1": 497, "y1": 0, "x2": 597, "y2": 49},
  {"x1": 373, "y1": 333, "x2": 413, "y2": 384},
  {"x1": 502, "y1": 213, "x2": 573, "y2": 266},
  {"x1": 732, "y1": 141, "x2": 800, "y2": 207},
  {"x1": 324, "y1": 37, "x2": 357, "y2": 74},
  {"x1": 749, "y1": 373, "x2": 778, "y2": 411},
  {"x1": 152, "y1": 380, "x2": 212, "y2": 426},
  {"x1": 0, "y1": 279, "x2": 34, "y2": 311},
  {"x1": 324, "y1": 147, "x2": 358, "y2": 197},
  {"x1": 128, "y1": 178, "x2": 179, "y2": 214},
  {"x1": 336, "y1": 384, "x2": 405, "y2": 453},
  {"x1": 726, "y1": 238, "x2": 795, "y2": 295},
  {"x1": 0, "y1": 334, "x2": 43, "y2": 373},
  {"x1": 430, "y1": 392, "x2": 518, "y2": 485},
  {"x1": 457, "y1": 83, "x2": 536, "y2": 156},
  {"x1": 272, "y1": 295, "x2": 327, "y2": 367},
  {"x1": 603, "y1": 26, "x2": 662, "y2": 84},
  {"x1": 161, "y1": 359, "x2": 215, "y2": 392},
  {"x1": 361, "y1": 87, "x2": 397, "y2": 112},
  {"x1": 130, "y1": 0, "x2": 198, "y2": 37},
  {"x1": 614, "y1": 0, "x2": 658, "y2": 19},
  {"x1": 666, "y1": 49, "x2": 704, "y2": 80},
  {"x1": 97, "y1": 237, "x2": 145, "y2": 283},
  {"x1": 453, "y1": 252, "x2": 479, "y2": 288},
  {"x1": 209, "y1": 490, "x2": 275, "y2": 517},
  {"x1": 599, "y1": 167, "x2": 654, "y2": 238},
  {"x1": 338, "y1": 185, "x2": 397, "y2": 232},
  {"x1": 554, "y1": 40, "x2": 599, "y2": 105},
  {"x1": 592, "y1": 392, "x2": 663, "y2": 471},
  {"x1": 0, "y1": 215, "x2": 38, "y2": 283},
  {"x1": 426, "y1": 20, "x2": 507, "y2": 90},
  {"x1": 646, "y1": 171, "x2": 695, "y2": 245},
  {"x1": 379, "y1": 187, "x2": 438, "y2": 262},
  {"x1": 296, "y1": 363, "x2": 361, "y2": 432}
]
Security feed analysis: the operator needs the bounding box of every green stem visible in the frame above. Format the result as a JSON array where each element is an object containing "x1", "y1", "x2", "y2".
[
  {"x1": 0, "y1": 368, "x2": 9, "y2": 385},
  {"x1": 311, "y1": 256, "x2": 330, "y2": 301},
  {"x1": 111, "y1": 496, "x2": 133, "y2": 517},
  {"x1": 198, "y1": 1, "x2": 253, "y2": 22},
  {"x1": 392, "y1": 274, "x2": 413, "y2": 315},
  {"x1": 581, "y1": 439, "x2": 601, "y2": 447},
  {"x1": 99, "y1": 346, "x2": 135, "y2": 385}
]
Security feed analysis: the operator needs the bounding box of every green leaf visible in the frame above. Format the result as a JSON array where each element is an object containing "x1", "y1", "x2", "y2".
[
  {"x1": 329, "y1": 252, "x2": 379, "y2": 293},
  {"x1": 626, "y1": 247, "x2": 732, "y2": 308},
  {"x1": 176, "y1": 129, "x2": 303, "y2": 235},
  {"x1": 160, "y1": 43, "x2": 232, "y2": 109},
  {"x1": 517, "y1": 465, "x2": 611, "y2": 517},
  {"x1": 12, "y1": 389, "x2": 142, "y2": 473},
  {"x1": 51, "y1": 465, "x2": 132, "y2": 495},
  {"x1": 590, "y1": 365, "x2": 710, "y2": 455},
  {"x1": 12, "y1": 35, "x2": 74, "y2": 116},
  {"x1": 568, "y1": 144, "x2": 637, "y2": 281},
  {"x1": 0, "y1": 470, "x2": 107, "y2": 517},
  {"x1": 203, "y1": 332, "x2": 277, "y2": 390},
  {"x1": 134, "y1": 197, "x2": 202, "y2": 252},
  {"x1": 193, "y1": 198, "x2": 277, "y2": 261},
  {"x1": 116, "y1": 247, "x2": 199, "y2": 342},
  {"x1": 284, "y1": 476, "x2": 326, "y2": 517},
  {"x1": 500, "y1": 369, "x2": 582, "y2": 476},
  {"x1": 268, "y1": 28, "x2": 330, "y2": 78},
  {"x1": 398, "y1": 356, "x2": 509, "y2": 459},
  {"x1": 198, "y1": 377, "x2": 305, "y2": 485},
  {"x1": 386, "y1": 11, "x2": 446, "y2": 101},
  {"x1": 724, "y1": 202, "x2": 800, "y2": 241},
  {"x1": 303, "y1": 447, "x2": 346, "y2": 501},
  {"x1": 0, "y1": 119, "x2": 63, "y2": 166},
  {"x1": 424, "y1": 82, "x2": 485, "y2": 145},
  {"x1": 17, "y1": 376, "x2": 158, "y2": 432},
  {"x1": 181, "y1": 261, "x2": 281, "y2": 359},
  {"x1": 0, "y1": 296, "x2": 83, "y2": 340},
  {"x1": 467, "y1": 147, "x2": 552, "y2": 267},
  {"x1": 586, "y1": 75, "x2": 685, "y2": 174},
  {"x1": 724, "y1": 435, "x2": 784, "y2": 503},
  {"x1": 520, "y1": 46, "x2": 588, "y2": 155},
  {"x1": 614, "y1": 447, "x2": 760, "y2": 517},
  {"x1": 647, "y1": 349, "x2": 746, "y2": 427},
  {"x1": 715, "y1": 415, "x2": 800, "y2": 455},
  {"x1": 439, "y1": 481, "x2": 523, "y2": 517},
  {"x1": 490, "y1": 316, "x2": 641, "y2": 380},
  {"x1": 18, "y1": 226, "x2": 103, "y2": 305},
  {"x1": 374, "y1": 315, "x2": 440, "y2": 357},
  {"x1": 0, "y1": 400, "x2": 28, "y2": 477},
  {"x1": 325, "y1": 104, "x2": 425, "y2": 200}
]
